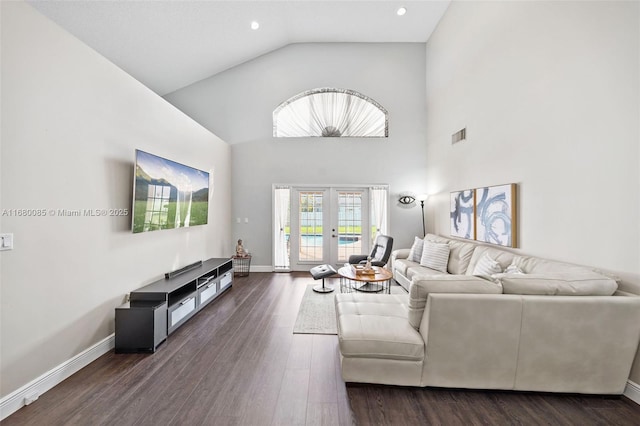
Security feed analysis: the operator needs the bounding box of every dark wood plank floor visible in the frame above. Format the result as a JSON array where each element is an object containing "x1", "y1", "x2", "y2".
[{"x1": 4, "y1": 272, "x2": 640, "y2": 425}]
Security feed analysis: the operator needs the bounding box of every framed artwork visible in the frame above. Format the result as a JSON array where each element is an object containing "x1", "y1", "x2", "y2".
[
  {"x1": 450, "y1": 190, "x2": 475, "y2": 240},
  {"x1": 475, "y1": 183, "x2": 517, "y2": 247}
]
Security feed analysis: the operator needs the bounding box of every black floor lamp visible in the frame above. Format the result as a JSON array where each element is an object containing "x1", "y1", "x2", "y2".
[{"x1": 417, "y1": 194, "x2": 429, "y2": 237}]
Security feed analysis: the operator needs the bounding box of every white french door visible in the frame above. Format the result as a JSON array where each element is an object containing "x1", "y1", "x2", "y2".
[{"x1": 288, "y1": 186, "x2": 372, "y2": 271}]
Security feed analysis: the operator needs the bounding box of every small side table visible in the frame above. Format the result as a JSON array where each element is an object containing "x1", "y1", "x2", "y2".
[{"x1": 232, "y1": 255, "x2": 252, "y2": 277}]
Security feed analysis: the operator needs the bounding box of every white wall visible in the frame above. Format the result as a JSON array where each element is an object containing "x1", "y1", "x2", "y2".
[
  {"x1": 0, "y1": 1, "x2": 231, "y2": 397},
  {"x1": 424, "y1": 1, "x2": 639, "y2": 381},
  {"x1": 165, "y1": 43, "x2": 429, "y2": 266}
]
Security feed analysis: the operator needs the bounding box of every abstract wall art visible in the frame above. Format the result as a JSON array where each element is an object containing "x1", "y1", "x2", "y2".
[
  {"x1": 475, "y1": 183, "x2": 517, "y2": 247},
  {"x1": 450, "y1": 190, "x2": 475, "y2": 240}
]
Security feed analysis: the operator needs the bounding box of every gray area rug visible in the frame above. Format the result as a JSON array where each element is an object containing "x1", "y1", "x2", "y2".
[{"x1": 293, "y1": 282, "x2": 407, "y2": 335}]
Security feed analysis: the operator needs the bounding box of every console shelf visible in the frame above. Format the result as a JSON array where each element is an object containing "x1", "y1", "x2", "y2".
[{"x1": 115, "y1": 257, "x2": 233, "y2": 353}]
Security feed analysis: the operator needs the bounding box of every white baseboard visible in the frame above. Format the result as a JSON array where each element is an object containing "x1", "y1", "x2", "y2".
[
  {"x1": 0, "y1": 334, "x2": 115, "y2": 421},
  {"x1": 250, "y1": 265, "x2": 275, "y2": 273},
  {"x1": 624, "y1": 380, "x2": 640, "y2": 405}
]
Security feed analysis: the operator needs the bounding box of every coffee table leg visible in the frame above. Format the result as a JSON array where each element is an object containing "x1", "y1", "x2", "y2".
[{"x1": 354, "y1": 281, "x2": 383, "y2": 293}]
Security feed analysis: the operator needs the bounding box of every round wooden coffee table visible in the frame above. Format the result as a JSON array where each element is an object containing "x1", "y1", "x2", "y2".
[{"x1": 337, "y1": 265, "x2": 393, "y2": 293}]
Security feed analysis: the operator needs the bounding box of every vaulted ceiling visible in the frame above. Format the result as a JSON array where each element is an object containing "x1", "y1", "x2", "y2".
[{"x1": 28, "y1": 0, "x2": 450, "y2": 95}]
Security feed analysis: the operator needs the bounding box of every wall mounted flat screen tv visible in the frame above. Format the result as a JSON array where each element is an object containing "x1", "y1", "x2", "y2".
[{"x1": 132, "y1": 150, "x2": 209, "y2": 233}]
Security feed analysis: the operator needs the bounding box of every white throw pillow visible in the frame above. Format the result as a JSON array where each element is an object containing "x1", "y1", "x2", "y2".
[
  {"x1": 407, "y1": 236, "x2": 424, "y2": 262},
  {"x1": 420, "y1": 241, "x2": 450, "y2": 273},
  {"x1": 473, "y1": 253, "x2": 502, "y2": 276},
  {"x1": 504, "y1": 263, "x2": 525, "y2": 274}
]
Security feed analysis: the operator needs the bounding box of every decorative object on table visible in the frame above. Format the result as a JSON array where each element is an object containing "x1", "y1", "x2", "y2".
[
  {"x1": 416, "y1": 194, "x2": 429, "y2": 237},
  {"x1": 364, "y1": 256, "x2": 373, "y2": 271},
  {"x1": 475, "y1": 183, "x2": 517, "y2": 247},
  {"x1": 450, "y1": 189, "x2": 475, "y2": 240},
  {"x1": 235, "y1": 239, "x2": 248, "y2": 257},
  {"x1": 350, "y1": 263, "x2": 376, "y2": 276}
]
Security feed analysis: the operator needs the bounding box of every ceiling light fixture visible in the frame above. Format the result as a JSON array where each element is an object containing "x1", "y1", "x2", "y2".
[
  {"x1": 250, "y1": 21, "x2": 260, "y2": 30},
  {"x1": 397, "y1": 7, "x2": 407, "y2": 16}
]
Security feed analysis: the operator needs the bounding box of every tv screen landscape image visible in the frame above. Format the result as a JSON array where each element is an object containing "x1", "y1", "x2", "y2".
[{"x1": 132, "y1": 150, "x2": 209, "y2": 233}]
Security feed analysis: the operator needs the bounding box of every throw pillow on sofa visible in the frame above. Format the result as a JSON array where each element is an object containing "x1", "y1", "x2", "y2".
[
  {"x1": 490, "y1": 261, "x2": 526, "y2": 281},
  {"x1": 472, "y1": 253, "x2": 502, "y2": 276},
  {"x1": 504, "y1": 263, "x2": 525, "y2": 274},
  {"x1": 407, "y1": 236, "x2": 424, "y2": 263},
  {"x1": 420, "y1": 241, "x2": 450, "y2": 273}
]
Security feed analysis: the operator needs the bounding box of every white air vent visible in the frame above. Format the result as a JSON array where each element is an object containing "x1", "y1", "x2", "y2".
[{"x1": 452, "y1": 128, "x2": 466, "y2": 144}]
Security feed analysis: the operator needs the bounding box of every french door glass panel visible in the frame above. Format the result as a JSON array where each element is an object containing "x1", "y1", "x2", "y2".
[
  {"x1": 298, "y1": 191, "x2": 324, "y2": 262},
  {"x1": 288, "y1": 187, "x2": 373, "y2": 271},
  {"x1": 335, "y1": 191, "x2": 365, "y2": 264}
]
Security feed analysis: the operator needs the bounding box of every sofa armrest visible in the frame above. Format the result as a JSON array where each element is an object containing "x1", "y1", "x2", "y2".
[
  {"x1": 390, "y1": 249, "x2": 411, "y2": 273},
  {"x1": 392, "y1": 249, "x2": 410, "y2": 261},
  {"x1": 408, "y1": 275, "x2": 503, "y2": 330}
]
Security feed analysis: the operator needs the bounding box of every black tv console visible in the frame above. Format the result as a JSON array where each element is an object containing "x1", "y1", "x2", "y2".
[{"x1": 115, "y1": 257, "x2": 233, "y2": 353}]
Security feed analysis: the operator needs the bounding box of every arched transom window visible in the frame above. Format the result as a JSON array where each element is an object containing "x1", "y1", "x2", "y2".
[{"x1": 273, "y1": 88, "x2": 388, "y2": 138}]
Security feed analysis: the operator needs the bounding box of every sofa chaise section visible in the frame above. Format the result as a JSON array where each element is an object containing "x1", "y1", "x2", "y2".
[
  {"x1": 336, "y1": 291, "x2": 640, "y2": 394},
  {"x1": 336, "y1": 234, "x2": 640, "y2": 394},
  {"x1": 335, "y1": 293, "x2": 424, "y2": 386}
]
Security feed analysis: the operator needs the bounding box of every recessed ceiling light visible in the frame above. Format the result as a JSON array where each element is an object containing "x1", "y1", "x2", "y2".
[
  {"x1": 250, "y1": 21, "x2": 260, "y2": 30},
  {"x1": 397, "y1": 7, "x2": 407, "y2": 16}
]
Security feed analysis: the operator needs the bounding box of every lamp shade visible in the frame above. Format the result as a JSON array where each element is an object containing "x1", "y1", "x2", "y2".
[{"x1": 416, "y1": 193, "x2": 429, "y2": 202}]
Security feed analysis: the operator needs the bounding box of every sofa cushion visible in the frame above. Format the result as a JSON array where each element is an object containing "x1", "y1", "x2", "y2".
[
  {"x1": 510, "y1": 255, "x2": 598, "y2": 276},
  {"x1": 335, "y1": 294, "x2": 423, "y2": 362},
  {"x1": 420, "y1": 241, "x2": 450, "y2": 273},
  {"x1": 504, "y1": 262, "x2": 525, "y2": 274},
  {"x1": 407, "y1": 276, "x2": 503, "y2": 330},
  {"x1": 394, "y1": 258, "x2": 420, "y2": 276},
  {"x1": 406, "y1": 265, "x2": 443, "y2": 280},
  {"x1": 466, "y1": 246, "x2": 515, "y2": 276},
  {"x1": 336, "y1": 293, "x2": 409, "y2": 317},
  {"x1": 424, "y1": 234, "x2": 475, "y2": 274},
  {"x1": 472, "y1": 253, "x2": 503, "y2": 276},
  {"x1": 407, "y1": 236, "x2": 424, "y2": 262},
  {"x1": 498, "y1": 272, "x2": 618, "y2": 296}
]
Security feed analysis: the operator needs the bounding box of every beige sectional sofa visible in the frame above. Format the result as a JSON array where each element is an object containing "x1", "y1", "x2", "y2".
[{"x1": 334, "y1": 234, "x2": 640, "y2": 394}]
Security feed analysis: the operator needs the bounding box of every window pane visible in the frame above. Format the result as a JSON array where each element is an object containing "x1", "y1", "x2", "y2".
[
  {"x1": 299, "y1": 191, "x2": 323, "y2": 262},
  {"x1": 274, "y1": 88, "x2": 388, "y2": 138}
]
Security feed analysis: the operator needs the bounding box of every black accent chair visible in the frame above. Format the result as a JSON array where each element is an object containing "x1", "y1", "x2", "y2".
[{"x1": 348, "y1": 235, "x2": 394, "y2": 267}]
